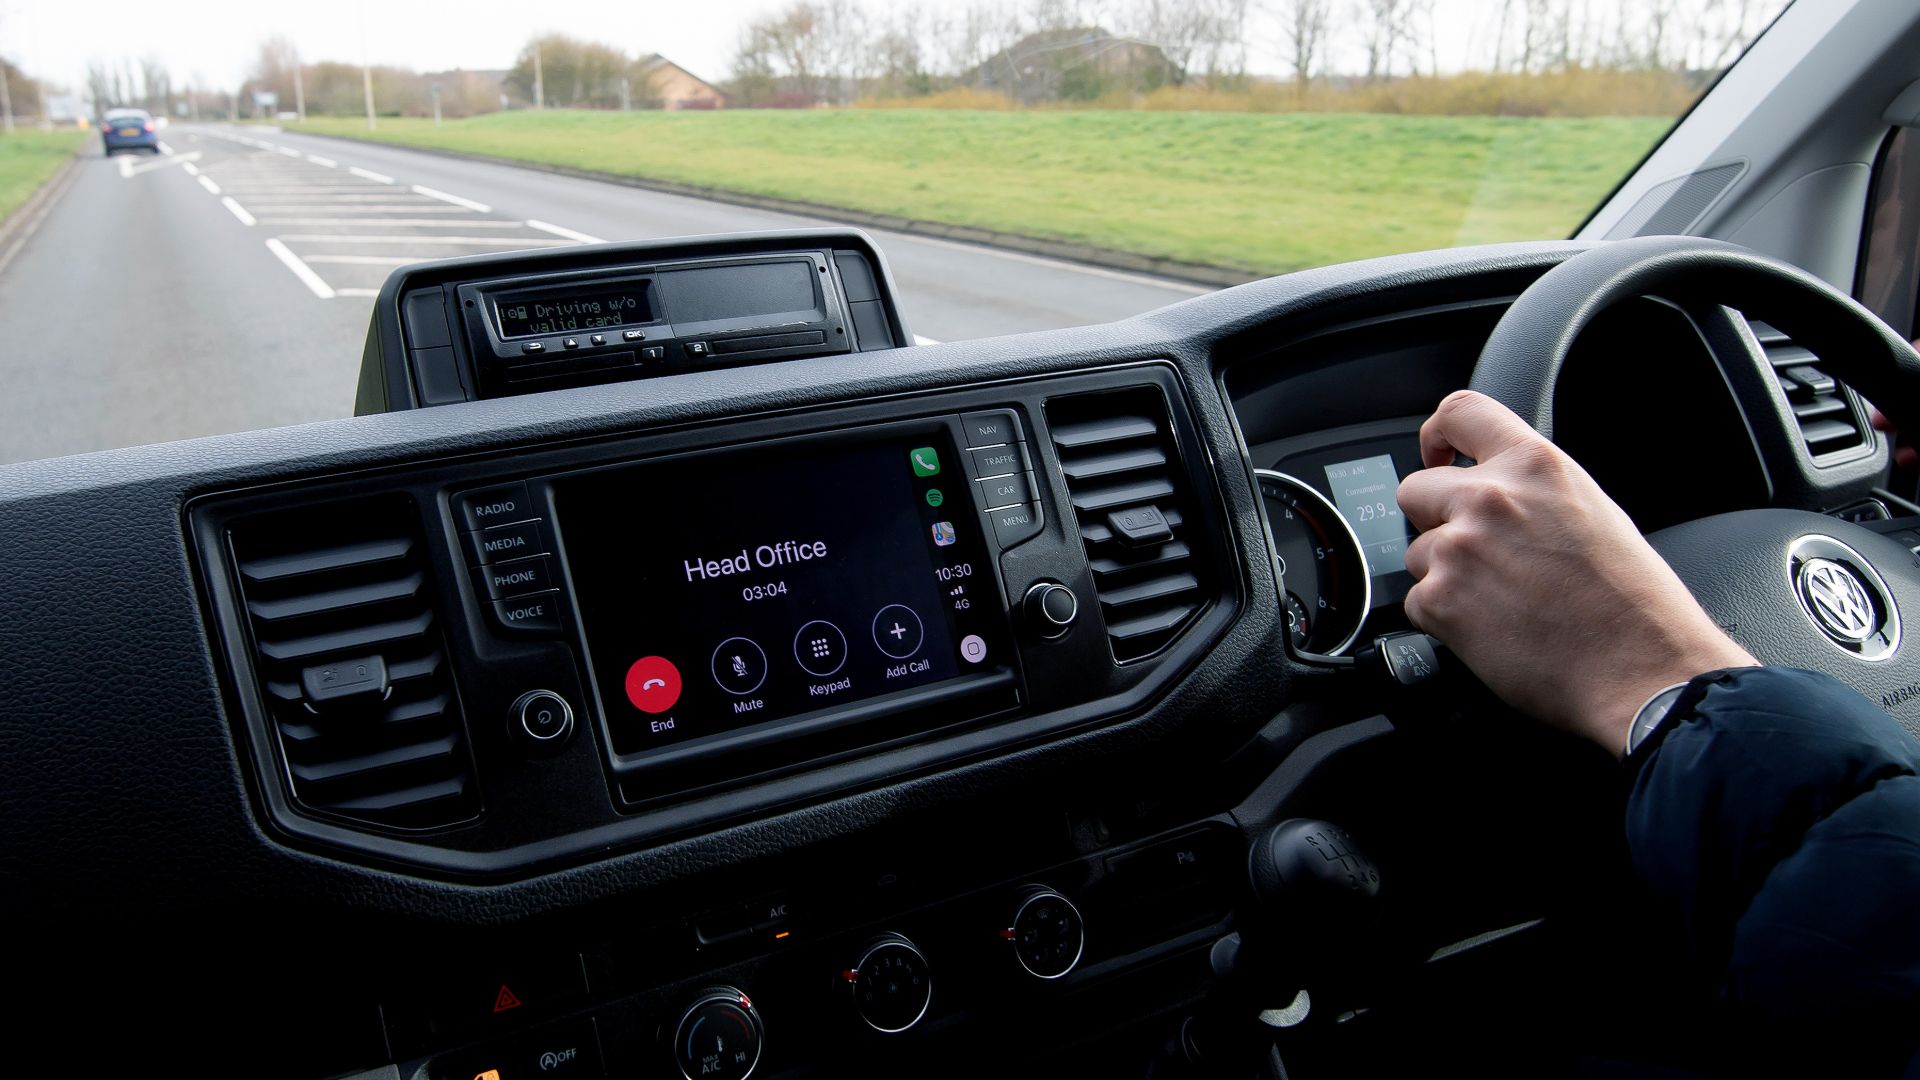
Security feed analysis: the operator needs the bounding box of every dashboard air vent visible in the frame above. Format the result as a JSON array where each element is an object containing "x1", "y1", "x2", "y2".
[
  {"x1": 1047, "y1": 388, "x2": 1209, "y2": 663},
  {"x1": 1749, "y1": 319, "x2": 1869, "y2": 459},
  {"x1": 227, "y1": 497, "x2": 479, "y2": 831}
]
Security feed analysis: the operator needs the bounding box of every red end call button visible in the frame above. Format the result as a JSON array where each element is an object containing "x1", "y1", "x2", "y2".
[{"x1": 624, "y1": 656, "x2": 682, "y2": 714}]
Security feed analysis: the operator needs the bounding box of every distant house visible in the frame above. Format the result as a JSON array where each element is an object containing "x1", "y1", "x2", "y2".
[
  {"x1": 633, "y1": 54, "x2": 727, "y2": 110},
  {"x1": 971, "y1": 27, "x2": 1181, "y2": 103}
]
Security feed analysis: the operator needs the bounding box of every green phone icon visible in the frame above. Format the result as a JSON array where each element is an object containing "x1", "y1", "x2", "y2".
[{"x1": 910, "y1": 447, "x2": 940, "y2": 477}]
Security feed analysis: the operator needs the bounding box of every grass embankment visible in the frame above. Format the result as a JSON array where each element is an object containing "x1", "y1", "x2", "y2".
[
  {"x1": 292, "y1": 110, "x2": 1667, "y2": 275},
  {"x1": 0, "y1": 130, "x2": 88, "y2": 224}
]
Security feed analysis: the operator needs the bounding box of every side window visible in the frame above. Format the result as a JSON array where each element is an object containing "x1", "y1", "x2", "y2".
[{"x1": 1858, "y1": 126, "x2": 1920, "y2": 341}]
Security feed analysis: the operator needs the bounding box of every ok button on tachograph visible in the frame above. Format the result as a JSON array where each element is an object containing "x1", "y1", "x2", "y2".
[{"x1": 871, "y1": 604, "x2": 926, "y2": 660}]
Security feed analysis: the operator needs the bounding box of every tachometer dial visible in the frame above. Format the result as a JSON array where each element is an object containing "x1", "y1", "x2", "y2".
[{"x1": 1256, "y1": 470, "x2": 1372, "y2": 657}]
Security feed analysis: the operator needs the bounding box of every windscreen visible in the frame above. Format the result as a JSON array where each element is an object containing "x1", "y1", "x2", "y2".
[{"x1": 0, "y1": 0, "x2": 1792, "y2": 464}]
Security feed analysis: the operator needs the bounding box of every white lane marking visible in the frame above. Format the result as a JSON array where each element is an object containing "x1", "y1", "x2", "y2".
[
  {"x1": 250, "y1": 217, "x2": 528, "y2": 228},
  {"x1": 302, "y1": 254, "x2": 428, "y2": 265},
  {"x1": 896, "y1": 233, "x2": 1214, "y2": 296},
  {"x1": 305, "y1": 155, "x2": 338, "y2": 168},
  {"x1": 123, "y1": 151, "x2": 202, "y2": 176},
  {"x1": 277, "y1": 146, "x2": 302, "y2": 158},
  {"x1": 181, "y1": 162, "x2": 200, "y2": 176},
  {"x1": 157, "y1": 141, "x2": 174, "y2": 155},
  {"x1": 215, "y1": 186, "x2": 400, "y2": 194},
  {"x1": 239, "y1": 205, "x2": 474, "y2": 214},
  {"x1": 196, "y1": 174, "x2": 221, "y2": 195},
  {"x1": 410, "y1": 184, "x2": 490, "y2": 212},
  {"x1": 526, "y1": 219, "x2": 604, "y2": 244},
  {"x1": 348, "y1": 166, "x2": 394, "y2": 184},
  {"x1": 117, "y1": 156, "x2": 134, "y2": 179},
  {"x1": 265, "y1": 238, "x2": 336, "y2": 298},
  {"x1": 220, "y1": 197, "x2": 257, "y2": 226},
  {"x1": 334, "y1": 287, "x2": 382, "y2": 297},
  {"x1": 274, "y1": 234, "x2": 571, "y2": 246},
  {"x1": 230, "y1": 195, "x2": 444, "y2": 204},
  {"x1": 914, "y1": 335, "x2": 942, "y2": 346}
]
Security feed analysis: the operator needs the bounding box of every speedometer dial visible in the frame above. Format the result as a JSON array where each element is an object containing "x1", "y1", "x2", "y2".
[{"x1": 1256, "y1": 470, "x2": 1372, "y2": 657}]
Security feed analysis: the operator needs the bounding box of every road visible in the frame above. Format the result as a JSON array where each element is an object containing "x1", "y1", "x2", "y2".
[{"x1": 0, "y1": 123, "x2": 1210, "y2": 465}]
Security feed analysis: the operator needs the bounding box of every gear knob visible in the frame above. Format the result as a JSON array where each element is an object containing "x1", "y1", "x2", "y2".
[{"x1": 1249, "y1": 819, "x2": 1381, "y2": 914}]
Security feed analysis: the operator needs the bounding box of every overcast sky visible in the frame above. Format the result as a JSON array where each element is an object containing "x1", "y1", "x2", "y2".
[{"x1": 3, "y1": 0, "x2": 1787, "y2": 98}]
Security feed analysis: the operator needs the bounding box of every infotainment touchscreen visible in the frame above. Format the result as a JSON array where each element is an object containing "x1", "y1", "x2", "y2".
[{"x1": 559, "y1": 425, "x2": 1012, "y2": 757}]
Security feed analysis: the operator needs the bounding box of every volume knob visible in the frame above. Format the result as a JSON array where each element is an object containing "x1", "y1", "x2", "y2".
[{"x1": 1023, "y1": 582, "x2": 1078, "y2": 638}]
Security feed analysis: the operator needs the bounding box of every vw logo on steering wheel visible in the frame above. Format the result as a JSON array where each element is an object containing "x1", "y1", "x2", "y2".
[{"x1": 1798, "y1": 558, "x2": 1878, "y2": 643}]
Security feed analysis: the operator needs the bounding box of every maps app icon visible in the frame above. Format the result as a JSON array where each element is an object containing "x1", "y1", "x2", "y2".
[{"x1": 931, "y1": 521, "x2": 957, "y2": 547}]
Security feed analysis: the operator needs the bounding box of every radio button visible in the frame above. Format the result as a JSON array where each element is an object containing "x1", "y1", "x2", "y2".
[
  {"x1": 977, "y1": 472, "x2": 1033, "y2": 510},
  {"x1": 961, "y1": 409, "x2": 1022, "y2": 448},
  {"x1": 480, "y1": 555, "x2": 554, "y2": 599},
  {"x1": 454, "y1": 482, "x2": 534, "y2": 532},
  {"x1": 466, "y1": 518, "x2": 548, "y2": 565},
  {"x1": 641, "y1": 345, "x2": 665, "y2": 362},
  {"x1": 492, "y1": 591, "x2": 565, "y2": 635},
  {"x1": 968, "y1": 444, "x2": 1026, "y2": 479},
  {"x1": 989, "y1": 503, "x2": 1043, "y2": 548}
]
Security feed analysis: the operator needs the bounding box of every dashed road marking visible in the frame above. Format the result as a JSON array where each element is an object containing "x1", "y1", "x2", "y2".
[
  {"x1": 265, "y1": 238, "x2": 336, "y2": 298},
  {"x1": 221, "y1": 197, "x2": 257, "y2": 226},
  {"x1": 305, "y1": 154, "x2": 337, "y2": 167},
  {"x1": 347, "y1": 166, "x2": 394, "y2": 184},
  {"x1": 411, "y1": 184, "x2": 491, "y2": 212},
  {"x1": 196, "y1": 174, "x2": 221, "y2": 195},
  {"x1": 527, "y1": 219, "x2": 604, "y2": 244}
]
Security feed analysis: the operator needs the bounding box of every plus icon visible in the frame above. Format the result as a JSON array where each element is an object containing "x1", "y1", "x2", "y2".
[{"x1": 889, "y1": 622, "x2": 907, "y2": 641}]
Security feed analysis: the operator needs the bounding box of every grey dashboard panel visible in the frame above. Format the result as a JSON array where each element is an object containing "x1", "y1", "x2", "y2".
[{"x1": 0, "y1": 240, "x2": 1596, "y2": 931}]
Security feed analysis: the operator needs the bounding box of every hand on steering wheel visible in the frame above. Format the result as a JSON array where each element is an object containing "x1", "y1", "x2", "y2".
[{"x1": 1397, "y1": 390, "x2": 1756, "y2": 754}]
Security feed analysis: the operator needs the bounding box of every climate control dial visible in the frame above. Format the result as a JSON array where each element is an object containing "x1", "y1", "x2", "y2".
[
  {"x1": 841, "y1": 934, "x2": 932, "y2": 1033},
  {"x1": 1005, "y1": 887, "x2": 1085, "y2": 979},
  {"x1": 671, "y1": 986, "x2": 763, "y2": 1080}
]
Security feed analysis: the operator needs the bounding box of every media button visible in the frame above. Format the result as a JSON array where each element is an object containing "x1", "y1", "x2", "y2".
[
  {"x1": 794, "y1": 620, "x2": 849, "y2": 677},
  {"x1": 871, "y1": 604, "x2": 926, "y2": 660},
  {"x1": 466, "y1": 518, "x2": 547, "y2": 565},
  {"x1": 711, "y1": 637, "x2": 769, "y2": 696}
]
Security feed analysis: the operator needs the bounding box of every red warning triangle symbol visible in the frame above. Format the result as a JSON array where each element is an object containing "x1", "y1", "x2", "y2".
[{"x1": 492, "y1": 984, "x2": 522, "y2": 1013}]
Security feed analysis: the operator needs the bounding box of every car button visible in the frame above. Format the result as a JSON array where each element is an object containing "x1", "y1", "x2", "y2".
[
  {"x1": 1105, "y1": 829, "x2": 1230, "y2": 889},
  {"x1": 387, "y1": 954, "x2": 589, "y2": 1056},
  {"x1": 977, "y1": 472, "x2": 1033, "y2": 509},
  {"x1": 968, "y1": 443, "x2": 1026, "y2": 478},
  {"x1": 493, "y1": 591, "x2": 565, "y2": 635},
  {"x1": 960, "y1": 409, "x2": 1022, "y2": 448},
  {"x1": 641, "y1": 345, "x2": 665, "y2": 362},
  {"x1": 454, "y1": 482, "x2": 535, "y2": 532},
  {"x1": 480, "y1": 555, "x2": 555, "y2": 599},
  {"x1": 466, "y1": 518, "x2": 548, "y2": 565},
  {"x1": 989, "y1": 503, "x2": 1043, "y2": 548}
]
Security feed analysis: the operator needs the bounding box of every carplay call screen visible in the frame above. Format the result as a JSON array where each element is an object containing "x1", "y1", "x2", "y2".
[{"x1": 560, "y1": 427, "x2": 1008, "y2": 757}]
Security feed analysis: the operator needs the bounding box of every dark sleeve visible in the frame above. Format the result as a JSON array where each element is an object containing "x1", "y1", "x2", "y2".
[{"x1": 1626, "y1": 666, "x2": 1920, "y2": 1067}]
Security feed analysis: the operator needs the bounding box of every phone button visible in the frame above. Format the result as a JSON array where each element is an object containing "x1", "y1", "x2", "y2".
[{"x1": 624, "y1": 655, "x2": 683, "y2": 714}]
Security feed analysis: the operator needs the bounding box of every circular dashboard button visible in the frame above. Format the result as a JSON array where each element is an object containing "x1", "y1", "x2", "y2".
[
  {"x1": 959, "y1": 634, "x2": 988, "y2": 664},
  {"x1": 793, "y1": 620, "x2": 848, "y2": 678},
  {"x1": 624, "y1": 656, "x2": 683, "y2": 714},
  {"x1": 711, "y1": 637, "x2": 769, "y2": 696},
  {"x1": 510, "y1": 689, "x2": 575, "y2": 750},
  {"x1": 871, "y1": 604, "x2": 926, "y2": 660}
]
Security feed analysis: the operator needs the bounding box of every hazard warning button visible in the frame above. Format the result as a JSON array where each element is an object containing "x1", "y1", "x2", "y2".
[{"x1": 382, "y1": 953, "x2": 589, "y2": 1056}]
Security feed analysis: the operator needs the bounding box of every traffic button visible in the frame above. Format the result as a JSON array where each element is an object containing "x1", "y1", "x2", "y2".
[{"x1": 624, "y1": 656, "x2": 683, "y2": 714}]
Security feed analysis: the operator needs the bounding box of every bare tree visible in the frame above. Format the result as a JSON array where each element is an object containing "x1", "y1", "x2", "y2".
[
  {"x1": 1360, "y1": 0, "x2": 1414, "y2": 81},
  {"x1": 1275, "y1": 0, "x2": 1333, "y2": 89}
]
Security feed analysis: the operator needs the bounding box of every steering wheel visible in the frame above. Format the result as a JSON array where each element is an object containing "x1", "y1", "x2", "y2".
[{"x1": 1469, "y1": 235, "x2": 1920, "y2": 738}]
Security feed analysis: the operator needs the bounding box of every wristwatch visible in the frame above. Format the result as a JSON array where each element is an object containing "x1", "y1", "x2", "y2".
[{"x1": 1624, "y1": 682, "x2": 1690, "y2": 759}]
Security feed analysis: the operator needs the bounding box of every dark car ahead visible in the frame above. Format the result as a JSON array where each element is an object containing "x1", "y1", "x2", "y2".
[{"x1": 99, "y1": 108, "x2": 159, "y2": 154}]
